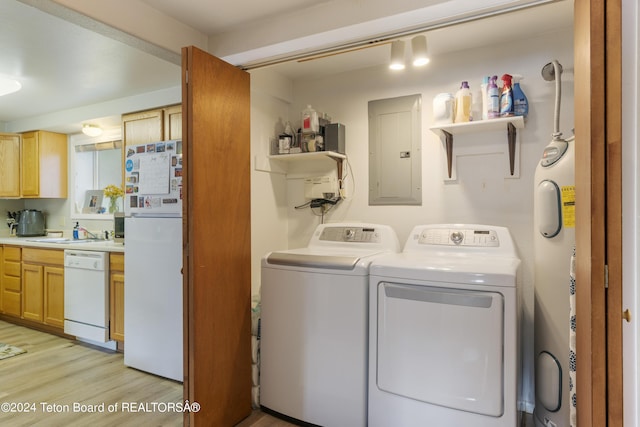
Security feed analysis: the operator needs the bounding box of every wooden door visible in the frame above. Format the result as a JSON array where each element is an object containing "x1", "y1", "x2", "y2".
[
  {"x1": 182, "y1": 46, "x2": 251, "y2": 426},
  {"x1": 574, "y1": 0, "x2": 623, "y2": 425},
  {"x1": 21, "y1": 263, "x2": 44, "y2": 322},
  {"x1": 43, "y1": 266, "x2": 64, "y2": 328},
  {"x1": 0, "y1": 134, "x2": 20, "y2": 197}
]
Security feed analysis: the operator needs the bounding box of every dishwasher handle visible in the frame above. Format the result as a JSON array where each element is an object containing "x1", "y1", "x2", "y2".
[{"x1": 64, "y1": 250, "x2": 107, "y2": 271}]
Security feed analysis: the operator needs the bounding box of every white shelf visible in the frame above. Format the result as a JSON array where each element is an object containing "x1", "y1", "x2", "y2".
[
  {"x1": 267, "y1": 151, "x2": 346, "y2": 162},
  {"x1": 429, "y1": 116, "x2": 524, "y2": 135},
  {"x1": 257, "y1": 151, "x2": 346, "y2": 178},
  {"x1": 429, "y1": 116, "x2": 525, "y2": 179}
]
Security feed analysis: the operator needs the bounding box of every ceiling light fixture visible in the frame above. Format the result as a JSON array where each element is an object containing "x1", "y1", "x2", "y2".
[
  {"x1": 411, "y1": 35, "x2": 430, "y2": 66},
  {"x1": 0, "y1": 77, "x2": 22, "y2": 97},
  {"x1": 389, "y1": 40, "x2": 406, "y2": 70},
  {"x1": 82, "y1": 124, "x2": 103, "y2": 137}
]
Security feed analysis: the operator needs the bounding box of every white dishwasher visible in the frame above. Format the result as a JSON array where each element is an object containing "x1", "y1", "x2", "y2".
[{"x1": 64, "y1": 250, "x2": 112, "y2": 344}]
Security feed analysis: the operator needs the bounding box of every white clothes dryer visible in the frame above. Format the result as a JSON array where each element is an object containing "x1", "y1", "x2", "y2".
[
  {"x1": 260, "y1": 223, "x2": 400, "y2": 427},
  {"x1": 368, "y1": 224, "x2": 521, "y2": 427}
]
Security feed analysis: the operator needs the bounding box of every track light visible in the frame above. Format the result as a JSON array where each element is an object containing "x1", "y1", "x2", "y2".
[
  {"x1": 389, "y1": 40, "x2": 406, "y2": 70},
  {"x1": 411, "y1": 35, "x2": 430, "y2": 66},
  {"x1": 82, "y1": 124, "x2": 103, "y2": 137}
]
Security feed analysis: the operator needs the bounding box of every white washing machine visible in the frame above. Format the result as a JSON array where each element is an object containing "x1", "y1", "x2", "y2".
[
  {"x1": 368, "y1": 224, "x2": 521, "y2": 427},
  {"x1": 260, "y1": 223, "x2": 400, "y2": 427}
]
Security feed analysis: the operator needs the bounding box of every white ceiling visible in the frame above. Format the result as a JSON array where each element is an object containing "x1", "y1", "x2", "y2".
[{"x1": 0, "y1": 0, "x2": 573, "y2": 135}]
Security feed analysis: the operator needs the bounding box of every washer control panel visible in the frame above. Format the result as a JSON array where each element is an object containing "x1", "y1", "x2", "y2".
[
  {"x1": 418, "y1": 228, "x2": 500, "y2": 247},
  {"x1": 319, "y1": 226, "x2": 381, "y2": 243}
]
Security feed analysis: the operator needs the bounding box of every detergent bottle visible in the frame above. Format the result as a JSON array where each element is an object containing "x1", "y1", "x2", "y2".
[
  {"x1": 512, "y1": 74, "x2": 529, "y2": 117},
  {"x1": 500, "y1": 74, "x2": 514, "y2": 117},
  {"x1": 487, "y1": 76, "x2": 500, "y2": 119},
  {"x1": 454, "y1": 81, "x2": 472, "y2": 123}
]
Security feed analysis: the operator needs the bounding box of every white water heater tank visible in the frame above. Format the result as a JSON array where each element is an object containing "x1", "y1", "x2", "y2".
[{"x1": 533, "y1": 135, "x2": 575, "y2": 427}]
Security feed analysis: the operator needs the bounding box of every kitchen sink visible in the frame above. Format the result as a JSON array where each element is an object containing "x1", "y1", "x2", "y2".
[{"x1": 26, "y1": 237, "x2": 103, "y2": 244}]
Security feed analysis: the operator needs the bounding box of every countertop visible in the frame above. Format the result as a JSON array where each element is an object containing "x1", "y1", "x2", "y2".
[{"x1": 0, "y1": 236, "x2": 125, "y2": 253}]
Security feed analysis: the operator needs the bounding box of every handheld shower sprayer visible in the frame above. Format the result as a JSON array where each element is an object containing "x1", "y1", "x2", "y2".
[{"x1": 541, "y1": 60, "x2": 564, "y2": 141}]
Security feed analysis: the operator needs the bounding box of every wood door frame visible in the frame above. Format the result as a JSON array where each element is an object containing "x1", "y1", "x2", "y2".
[{"x1": 574, "y1": 0, "x2": 623, "y2": 425}]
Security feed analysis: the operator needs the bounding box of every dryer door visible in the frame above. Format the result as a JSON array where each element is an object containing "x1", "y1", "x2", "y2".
[{"x1": 377, "y1": 282, "x2": 504, "y2": 416}]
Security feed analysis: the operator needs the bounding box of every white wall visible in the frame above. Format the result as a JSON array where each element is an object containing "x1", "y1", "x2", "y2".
[
  {"x1": 622, "y1": 0, "x2": 639, "y2": 425},
  {"x1": 252, "y1": 27, "x2": 574, "y2": 411},
  {"x1": 250, "y1": 71, "x2": 295, "y2": 297}
]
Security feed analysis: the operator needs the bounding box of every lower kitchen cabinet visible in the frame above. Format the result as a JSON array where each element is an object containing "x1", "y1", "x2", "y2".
[
  {"x1": 43, "y1": 266, "x2": 64, "y2": 328},
  {"x1": 109, "y1": 253, "x2": 125, "y2": 342},
  {"x1": 1, "y1": 246, "x2": 22, "y2": 317},
  {"x1": 22, "y1": 263, "x2": 43, "y2": 322},
  {"x1": 21, "y1": 248, "x2": 64, "y2": 330}
]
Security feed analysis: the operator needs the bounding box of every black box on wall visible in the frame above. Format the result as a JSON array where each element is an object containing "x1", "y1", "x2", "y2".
[{"x1": 324, "y1": 123, "x2": 345, "y2": 154}]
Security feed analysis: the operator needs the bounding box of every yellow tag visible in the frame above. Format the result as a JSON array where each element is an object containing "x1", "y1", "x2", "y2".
[{"x1": 561, "y1": 185, "x2": 576, "y2": 228}]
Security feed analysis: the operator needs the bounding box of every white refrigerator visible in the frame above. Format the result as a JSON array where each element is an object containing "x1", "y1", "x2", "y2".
[{"x1": 123, "y1": 140, "x2": 183, "y2": 382}]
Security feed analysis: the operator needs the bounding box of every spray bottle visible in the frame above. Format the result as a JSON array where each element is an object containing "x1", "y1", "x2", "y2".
[
  {"x1": 487, "y1": 76, "x2": 500, "y2": 119},
  {"x1": 454, "y1": 81, "x2": 472, "y2": 123},
  {"x1": 500, "y1": 74, "x2": 514, "y2": 117},
  {"x1": 512, "y1": 74, "x2": 529, "y2": 117}
]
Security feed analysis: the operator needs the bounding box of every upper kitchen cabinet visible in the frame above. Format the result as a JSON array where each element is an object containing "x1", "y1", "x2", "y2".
[
  {"x1": 20, "y1": 131, "x2": 68, "y2": 198},
  {"x1": 122, "y1": 104, "x2": 182, "y2": 146},
  {"x1": 0, "y1": 133, "x2": 21, "y2": 197},
  {"x1": 163, "y1": 105, "x2": 182, "y2": 141}
]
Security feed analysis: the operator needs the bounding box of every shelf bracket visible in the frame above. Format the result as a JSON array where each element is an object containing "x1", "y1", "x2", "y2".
[
  {"x1": 507, "y1": 122, "x2": 517, "y2": 176},
  {"x1": 335, "y1": 157, "x2": 344, "y2": 186},
  {"x1": 443, "y1": 130, "x2": 453, "y2": 179}
]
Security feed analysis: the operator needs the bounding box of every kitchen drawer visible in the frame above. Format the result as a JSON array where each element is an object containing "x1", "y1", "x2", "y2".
[
  {"x1": 110, "y1": 253, "x2": 124, "y2": 272},
  {"x1": 3, "y1": 246, "x2": 21, "y2": 261},
  {"x1": 22, "y1": 248, "x2": 64, "y2": 266},
  {"x1": 3, "y1": 260, "x2": 21, "y2": 278},
  {"x1": 2, "y1": 291, "x2": 21, "y2": 317},
  {"x1": 2, "y1": 276, "x2": 22, "y2": 292}
]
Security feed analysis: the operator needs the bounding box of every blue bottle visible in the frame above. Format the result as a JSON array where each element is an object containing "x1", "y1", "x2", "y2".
[{"x1": 512, "y1": 74, "x2": 529, "y2": 117}]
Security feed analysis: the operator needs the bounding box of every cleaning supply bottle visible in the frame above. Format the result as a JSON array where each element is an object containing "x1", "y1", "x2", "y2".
[
  {"x1": 301, "y1": 105, "x2": 319, "y2": 134},
  {"x1": 500, "y1": 74, "x2": 514, "y2": 117},
  {"x1": 480, "y1": 76, "x2": 489, "y2": 121},
  {"x1": 487, "y1": 76, "x2": 500, "y2": 119},
  {"x1": 454, "y1": 81, "x2": 472, "y2": 123},
  {"x1": 512, "y1": 74, "x2": 529, "y2": 117},
  {"x1": 73, "y1": 222, "x2": 79, "y2": 240}
]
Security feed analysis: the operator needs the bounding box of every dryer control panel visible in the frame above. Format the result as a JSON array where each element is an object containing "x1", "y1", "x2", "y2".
[
  {"x1": 418, "y1": 228, "x2": 500, "y2": 247},
  {"x1": 319, "y1": 226, "x2": 381, "y2": 243}
]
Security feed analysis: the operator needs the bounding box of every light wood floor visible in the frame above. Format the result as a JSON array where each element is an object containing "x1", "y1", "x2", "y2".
[
  {"x1": 0, "y1": 320, "x2": 294, "y2": 427},
  {"x1": 0, "y1": 320, "x2": 533, "y2": 426}
]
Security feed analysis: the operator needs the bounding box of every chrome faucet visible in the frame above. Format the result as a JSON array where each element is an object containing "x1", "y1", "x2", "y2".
[{"x1": 78, "y1": 226, "x2": 100, "y2": 239}]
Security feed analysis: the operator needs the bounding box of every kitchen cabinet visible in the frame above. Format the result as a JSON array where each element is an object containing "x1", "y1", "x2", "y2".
[
  {"x1": 1, "y1": 246, "x2": 21, "y2": 317},
  {"x1": 109, "y1": 253, "x2": 125, "y2": 342},
  {"x1": 20, "y1": 130, "x2": 68, "y2": 198},
  {"x1": 163, "y1": 104, "x2": 182, "y2": 141},
  {"x1": 122, "y1": 104, "x2": 181, "y2": 146},
  {"x1": 21, "y1": 248, "x2": 64, "y2": 329},
  {"x1": 0, "y1": 133, "x2": 21, "y2": 197}
]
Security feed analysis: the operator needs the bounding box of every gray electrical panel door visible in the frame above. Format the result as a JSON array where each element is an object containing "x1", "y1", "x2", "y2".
[{"x1": 368, "y1": 94, "x2": 422, "y2": 205}]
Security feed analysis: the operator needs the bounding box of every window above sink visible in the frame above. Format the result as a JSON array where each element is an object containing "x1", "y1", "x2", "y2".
[{"x1": 69, "y1": 127, "x2": 123, "y2": 220}]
